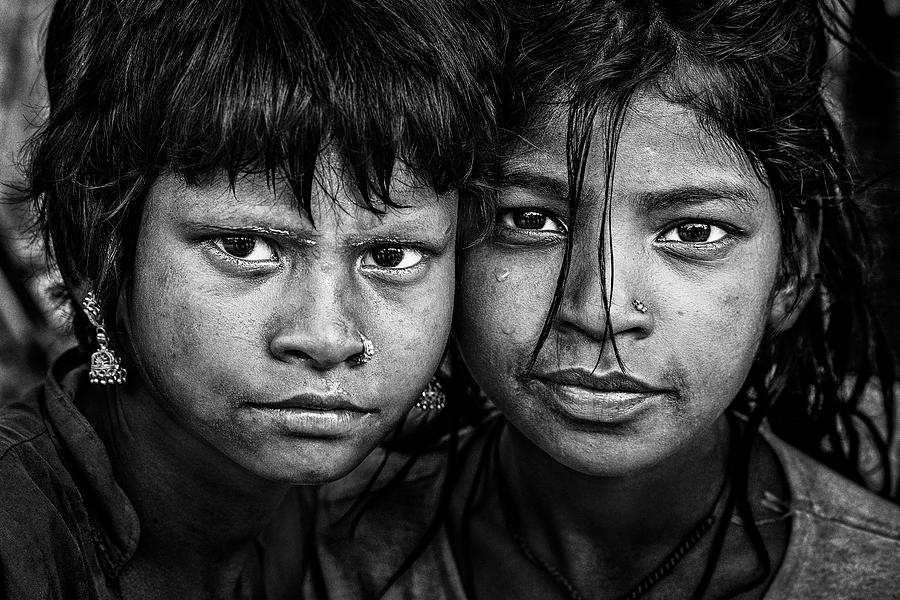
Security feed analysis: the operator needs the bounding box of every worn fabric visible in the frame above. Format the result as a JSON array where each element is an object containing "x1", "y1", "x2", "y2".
[
  {"x1": 0, "y1": 349, "x2": 312, "y2": 599},
  {"x1": 310, "y1": 417, "x2": 900, "y2": 600}
]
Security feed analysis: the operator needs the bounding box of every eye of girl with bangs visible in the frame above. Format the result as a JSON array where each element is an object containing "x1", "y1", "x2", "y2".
[
  {"x1": 206, "y1": 234, "x2": 280, "y2": 274},
  {"x1": 361, "y1": 243, "x2": 428, "y2": 270},
  {"x1": 212, "y1": 235, "x2": 279, "y2": 262}
]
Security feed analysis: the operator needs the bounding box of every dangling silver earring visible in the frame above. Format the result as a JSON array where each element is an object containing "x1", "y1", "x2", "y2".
[
  {"x1": 83, "y1": 292, "x2": 127, "y2": 385},
  {"x1": 416, "y1": 378, "x2": 446, "y2": 411}
]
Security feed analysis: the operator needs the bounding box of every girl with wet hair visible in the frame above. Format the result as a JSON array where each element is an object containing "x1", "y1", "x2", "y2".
[
  {"x1": 310, "y1": 1, "x2": 900, "y2": 598},
  {"x1": 0, "y1": 0, "x2": 497, "y2": 597}
]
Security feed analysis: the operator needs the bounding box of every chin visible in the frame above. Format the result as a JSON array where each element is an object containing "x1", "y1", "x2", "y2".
[
  {"x1": 536, "y1": 428, "x2": 672, "y2": 478},
  {"x1": 248, "y1": 442, "x2": 370, "y2": 485}
]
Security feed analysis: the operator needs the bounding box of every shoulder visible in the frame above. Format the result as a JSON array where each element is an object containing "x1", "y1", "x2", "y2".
[
  {"x1": 0, "y1": 382, "x2": 72, "y2": 504},
  {"x1": 769, "y1": 433, "x2": 900, "y2": 538},
  {"x1": 765, "y1": 433, "x2": 900, "y2": 599},
  {"x1": 0, "y1": 384, "x2": 64, "y2": 510},
  {"x1": 0, "y1": 385, "x2": 102, "y2": 599},
  {"x1": 0, "y1": 383, "x2": 50, "y2": 457}
]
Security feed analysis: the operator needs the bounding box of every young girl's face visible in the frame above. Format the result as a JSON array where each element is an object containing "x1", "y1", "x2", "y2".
[
  {"x1": 125, "y1": 159, "x2": 456, "y2": 483},
  {"x1": 457, "y1": 95, "x2": 788, "y2": 476}
]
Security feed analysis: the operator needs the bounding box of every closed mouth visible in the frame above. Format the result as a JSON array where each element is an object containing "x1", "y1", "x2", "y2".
[
  {"x1": 244, "y1": 394, "x2": 375, "y2": 414},
  {"x1": 529, "y1": 368, "x2": 665, "y2": 394}
]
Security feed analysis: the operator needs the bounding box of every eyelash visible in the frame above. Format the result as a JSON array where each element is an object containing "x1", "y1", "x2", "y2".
[
  {"x1": 492, "y1": 209, "x2": 745, "y2": 261},
  {"x1": 654, "y1": 220, "x2": 744, "y2": 256},
  {"x1": 206, "y1": 236, "x2": 281, "y2": 273},
  {"x1": 205, "y1": 234, "x2": 434, "y2": 282},
  {"x1": 358, "y1": 244, "x2": 432, "y2": 277},
  {"x1": 494, "y1": 208, "x2": 568, "y2": 245}
]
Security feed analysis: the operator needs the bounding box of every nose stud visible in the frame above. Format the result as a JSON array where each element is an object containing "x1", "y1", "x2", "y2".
[
  {"x1": 352, "y1": 330, "x2": 376, "y2": 365},
  {"x1": 632, "y1": 299, "x2": 648, "y2": 314}
]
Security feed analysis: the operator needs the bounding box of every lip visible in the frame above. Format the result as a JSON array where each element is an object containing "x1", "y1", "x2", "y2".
[
  {"x1": 528, "y1": 368, "x2": 670, "y2": 424},
  {"x1": 253, "y1": 393, "x2": 375, "y2": 413},
  {"x1": 244, "y1": 394, "x2": 376, "y2": 436},
  {"x1": 534, "y1": 369, "x2": 660, "y2": 393}
]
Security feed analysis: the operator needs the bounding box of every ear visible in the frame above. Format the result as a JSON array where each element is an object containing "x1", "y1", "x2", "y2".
[{"x1": 768, "y1": 209, "x2": 821, "y2": 333}]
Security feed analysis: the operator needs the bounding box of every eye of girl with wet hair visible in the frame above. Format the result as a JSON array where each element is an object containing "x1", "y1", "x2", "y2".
[
  {"x1": 661, "y1": 222, "x2": 726, "y2": 244},
  {"x1": 505, "y1": 209, "x2": 564, "y2": 231},
  {"x1": 498, "y1": 208, "x2": 568, "y2": 239}
]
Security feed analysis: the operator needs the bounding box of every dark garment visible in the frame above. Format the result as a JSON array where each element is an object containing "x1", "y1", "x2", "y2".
[
  {"x1": 309, "y1": 418, "x2": 900, "y2": 600},
  {"x1": 0, "y1": 349, "x2": 312, "y2": 599},
  {"x1": 0, "y1": 349, "x2": 133, "y2": 599}
]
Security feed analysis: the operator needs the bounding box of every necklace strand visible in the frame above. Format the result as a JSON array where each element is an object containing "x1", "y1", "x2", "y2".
[{"x1": 493, "y1": 423, "x2": 730, "y2": 600}]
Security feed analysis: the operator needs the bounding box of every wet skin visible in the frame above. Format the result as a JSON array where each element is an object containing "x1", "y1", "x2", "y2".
[
  {"x1": 457, "y1": 95, "x2": 793, "y2": 478},
  {"x1": 452, "y1": 95, "x2": 800, "y2": 597},
  {"x1": 122, "y1": 163, "x2": 457, "y2": 485}
]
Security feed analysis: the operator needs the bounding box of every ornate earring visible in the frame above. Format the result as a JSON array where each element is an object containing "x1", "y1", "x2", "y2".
[
  {"x1": 632, "y1": 299, "x2": 648, "y2": 314},
  {"x1": 352, "y1": 330, "x2": 376, "y2": 365},
  {"x1": 416, "y1": 378, "x2": 446, "y2": 411},
  {"x1": 83, "y1": 292, "x2": 127, "y2": 385}
]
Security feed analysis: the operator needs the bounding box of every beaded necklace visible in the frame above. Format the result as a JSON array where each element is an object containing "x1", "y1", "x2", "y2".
[{"x1": 492, "y1": 424, "x2": 732, "y2": 600}]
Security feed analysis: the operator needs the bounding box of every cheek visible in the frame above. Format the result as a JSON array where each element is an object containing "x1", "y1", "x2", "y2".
[
  {"x1": 385, "y1": 266, "x2": 455, "y2": 370},
  {"x1": 457, "y1": 249, "x2": 558, "y2": 374},
  {"x1": 359, "y1": 255, "x2": 458, "y2": 409},
  {"x1": 662, "y1": 266, "x2": 775, "y2": 405},
  {"x1": 127, "y1": 241, "x2": 260, "y2": 400}
]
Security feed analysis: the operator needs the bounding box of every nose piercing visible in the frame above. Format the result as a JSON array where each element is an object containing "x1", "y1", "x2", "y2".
[
  {"x1": 632, "y1": 299, "x2": 648, "y2": 314},
  {"x1": 352, "y1": 330, "x2": 376, "y2": 365}
]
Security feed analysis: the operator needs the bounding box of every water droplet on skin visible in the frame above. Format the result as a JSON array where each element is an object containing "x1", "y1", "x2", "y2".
[{"x1": 495, "y1": 269, "x2": 510, "y2": 282}]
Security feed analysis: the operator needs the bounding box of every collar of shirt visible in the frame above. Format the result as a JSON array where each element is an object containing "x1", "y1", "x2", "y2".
[{"x1": 43, "y1": 347, "x2": 140, "y2": 576}]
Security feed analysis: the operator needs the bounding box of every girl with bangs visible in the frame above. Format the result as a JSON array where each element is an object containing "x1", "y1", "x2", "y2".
[
  {"x1": 0, "y1": 0, "x2": 497, "y2": 597},
  {"x1": 311, "y1": 1, "x2": 900, "y2": 598}
]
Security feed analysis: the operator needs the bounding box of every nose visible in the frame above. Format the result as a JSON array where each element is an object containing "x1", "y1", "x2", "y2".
[
  {"x1": 556, "y1": 231, "x2": 653, "y2": 343},
  {"x1": 268, "y1": 268, "x2": 367, "y2": 370}
]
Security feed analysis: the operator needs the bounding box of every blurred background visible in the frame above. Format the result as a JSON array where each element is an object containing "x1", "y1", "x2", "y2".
[
  {"x1": 0, "y1": 0, "x2": 61, "y2": 402},
  {"x1": 0, "y1": 0, "x2": 897, "y2": 407}
]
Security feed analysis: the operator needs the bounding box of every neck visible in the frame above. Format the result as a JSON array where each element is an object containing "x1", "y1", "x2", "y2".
[
  {"x1": 499, "y1": 415, "x2": 731, "y2": 566},
  {"x1": 84, "y1": 382, "x2": 291, "y2": 563}
]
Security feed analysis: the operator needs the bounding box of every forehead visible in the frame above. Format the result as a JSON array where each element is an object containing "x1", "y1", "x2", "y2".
[
  {"x1": 509, "y1": 95, "x2": 771, "y2": 204},
  {"x1": 151, "y1": 155, "x2": 450, "y2": 229}
]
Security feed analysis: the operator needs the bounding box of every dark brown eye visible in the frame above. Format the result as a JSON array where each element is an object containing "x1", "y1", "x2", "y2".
[
  {"x1": 513, "y1": 210, "x2": 549, "y2": 230},
  {"x1": 212, "y1": 235, "x2": 277, "y2": 262},
  {"x1": 372, "y1": 246, "x2": 405, "y2": 268},
  {"x1": 498, "y1": 209, "x2": 564, "y2": 234},
  {"x1": 677, "y1": 223, "x2": 711, "y2": 243},
  {"x1": 221, "y1": 236, "x2": 256, "y2": 257},
  {"x1": 362, "y1": 245, "x2": 425, "y2": 270}
]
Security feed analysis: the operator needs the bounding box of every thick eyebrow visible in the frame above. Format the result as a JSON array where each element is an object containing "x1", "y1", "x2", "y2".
[
  {"x1": 629, "y1": 185, "x2": 761, "y2": 214},
  {"x1": 501, "y1": 169, "x2": 571, "y2": 202},
  {"x1": 501, "y1": 169, "x2": 761, "y2": 216},
  {"x1": 181, "y1": 220, "x2": 320, "y2": 245}
]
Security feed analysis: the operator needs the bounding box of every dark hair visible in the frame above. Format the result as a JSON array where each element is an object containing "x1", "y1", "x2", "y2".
[
  {"x1": 475, "y1": 0, "x2": 896, "y2": 594},
  {"x1": 22, "y1": 0, "x2": 498, "y2": 346}
]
